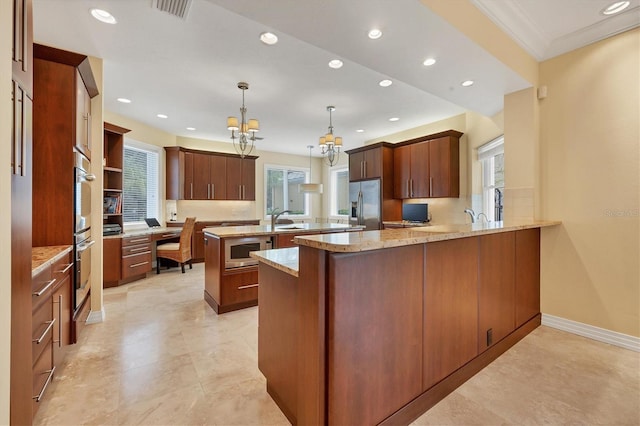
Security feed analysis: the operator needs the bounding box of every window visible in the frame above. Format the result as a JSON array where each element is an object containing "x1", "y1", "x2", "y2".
[
  {"x1": 123, "y1": 140, "x2": 160, "y2": 224},
  {"x1": 264, "y1": 165, "x2": 309, "y2": 217},
  {"x1": 330, "y1": 167, "x2": 350, "y2": 217},
  {"x1": 478, "y1": 136, "x2": 504, "y2": 222}
]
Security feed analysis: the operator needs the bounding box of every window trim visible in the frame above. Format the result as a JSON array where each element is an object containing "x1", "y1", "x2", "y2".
[
  {"x1": 122, "y1": 139, "x2": 161, "y2": 228},
  {"x1": 263, "y1": 163, "x2": 311, "y2": 220},
  {"x1": 329, "y1": 166, "x2": 349, "y2": 219},
  {"x1": 478, "y1": 135, "x2": 504, "y2": 222}
]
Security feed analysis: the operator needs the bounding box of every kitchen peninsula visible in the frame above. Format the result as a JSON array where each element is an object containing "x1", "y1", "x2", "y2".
[
  {"x1": 203, "y1": 223, "x2": 361, "y2": 313},
  {"x1": 251, "y1": 220, "x2": 560, "y2": 425}
]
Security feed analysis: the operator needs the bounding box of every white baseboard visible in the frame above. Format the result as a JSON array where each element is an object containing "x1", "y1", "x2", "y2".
[
  {"x1": 86, "y1": 308, "x2": 105, "y2": 324},
  {"x1": 541, "y1": 313, "x2": 639, "y2": 352}
]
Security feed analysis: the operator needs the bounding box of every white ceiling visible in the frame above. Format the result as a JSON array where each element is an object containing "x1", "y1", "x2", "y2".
[{"x1": 32, "y1": 0, "x2": 639, "y2": 157}]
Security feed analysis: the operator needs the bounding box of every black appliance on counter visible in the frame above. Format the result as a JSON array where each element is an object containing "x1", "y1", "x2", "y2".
[
  {"x1": 402, "y1": 203, "x2": 429, "y2": 223},
  {"x1": 73, "y1": 152, "x2": 95, "y2": 310}
]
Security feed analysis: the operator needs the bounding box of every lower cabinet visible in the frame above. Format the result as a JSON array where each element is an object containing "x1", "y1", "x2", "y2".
[
  {"x1": 51, "y1": 252, "x2": 73, "y2": 369},
  {"x1": 121, "y1": 235, "x2": 152, "y2": 281}
]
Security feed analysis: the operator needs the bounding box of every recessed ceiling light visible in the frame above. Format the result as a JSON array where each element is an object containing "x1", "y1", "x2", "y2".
[
  {"x1": 90, "y1": 8, "x2": 117, "y2": 24},
  {"x1": 389, "y1": 117, "x2": 399, "y2": 122},
  {"x1": 368, "y1": 29, "x2": 383, "y2": 40},
  {"x1": 157, "y1": 114, "x2": 168, "y2": 119},
  {"x1": 186, "y1": 127, "x2": 196, "y2": 131},
  {"x1": 117, "y1": 98, "x2": 131, "y2": 103},
  {"x1": 259, "y1": 32, "x2": 278, "y2": 45},
  {"x1": 423, "y1": 58, "x2": 436, "y2": 66},
  {"x1": 328, "y1": 59, "x2": 343, "y2": 69},
  {"x1": 602, "y1": 1, "x2": 630, "y2": 14},
  {"x1": 461, "y1": 80, "x2": 474, "y2": 87},
  {"x1": 379, "y1": 79, "x2": 393, "y2": 87},
  {"x1": 356, "y1": 129, "x2": 365, "y2": 133}
]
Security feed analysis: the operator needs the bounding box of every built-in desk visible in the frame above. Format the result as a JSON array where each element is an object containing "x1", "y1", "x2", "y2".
[{"x1": 103, "y1": 227, "x2": 182, "y2": 287}]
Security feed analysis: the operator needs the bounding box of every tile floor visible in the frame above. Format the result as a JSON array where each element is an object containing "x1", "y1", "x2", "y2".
[{"x1": 33, "y1": 263, "x2": 640, "y2": 425}]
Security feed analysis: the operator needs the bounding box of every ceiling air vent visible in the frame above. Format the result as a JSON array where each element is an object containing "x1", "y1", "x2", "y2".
[{"x1": 153, "y1": 0, "x2": 192, "y2": 20}]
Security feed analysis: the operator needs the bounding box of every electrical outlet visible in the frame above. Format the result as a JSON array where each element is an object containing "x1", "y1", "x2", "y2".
[{"x1": 487, "y1": 328, "x2": 493, "y2": 346}]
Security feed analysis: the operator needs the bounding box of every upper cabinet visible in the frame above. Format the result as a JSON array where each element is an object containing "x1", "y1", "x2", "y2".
[
  {"x1": 165, "y1": 147, "x2": 257, "y2": 201},
  {"x1": 393, "y1": 130, "x2": 462, "y2": 199},
  {"x1": 12, "y1": 0, "x2": 33, "y2": 96},
  {"x1": 75, "y1": 70, "x2": 92, "y2": 160},
  {"x1": 347, "y1": 146, "x2": 384, "y2": 181}
]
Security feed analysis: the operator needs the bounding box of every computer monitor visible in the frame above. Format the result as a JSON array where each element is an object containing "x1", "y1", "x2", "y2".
[
  {"x1": 402, "y1": 203, "x2": 428, "y2": 223},
  {"x1": 144, "y1": 218, "x2": 162, "y2": 228}
]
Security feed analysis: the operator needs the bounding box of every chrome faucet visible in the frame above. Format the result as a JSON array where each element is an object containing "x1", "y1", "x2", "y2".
[
  {"x1": 477, "y1": 213, "x2": 489, "y2": 224},
  {"x1": 270, "y1": 208, "x2": 293, "y2": 229},
  {"x1": 464, "y1": 208, "x2": 476, "y2": 223}
]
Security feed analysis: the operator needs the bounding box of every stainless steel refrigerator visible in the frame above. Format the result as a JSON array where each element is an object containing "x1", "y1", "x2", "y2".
[{"x1": 349, "y1": 179, "x2": 382, "y2": 230}]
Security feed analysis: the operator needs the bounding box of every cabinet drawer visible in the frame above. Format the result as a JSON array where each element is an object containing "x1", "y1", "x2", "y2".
[
  {"x1": 32, "y1": 339, "x2": 54, "y2": 415},
  {"x1": 32, "y1": 267, "x2": 54, "y2": 311},
  {"x1": 52, "y1": 253, "x2": 73, "y2": 285},
  {"x1": 122, "y1": 243, "x2": 151, "y2": 257},
  {"x1": 122, "y1": 235, "x2": 151, "y2": 246},
  {"x1": 154, "y1": 231, "x2": 181, "y2": 241},
  {"x1": 32, "y1": 297, "x2": 53, "y2": 367},
  {"x1": 122, "y1": 252, "x2": 152, "y2": 279},
  {"x1": 221, "y1": 270, "x2": 259, "y2": 305}
]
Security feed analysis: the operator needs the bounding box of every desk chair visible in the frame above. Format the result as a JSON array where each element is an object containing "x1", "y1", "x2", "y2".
[{"x1": 156, "y1": 216, "x2": 196, "y2": 274}]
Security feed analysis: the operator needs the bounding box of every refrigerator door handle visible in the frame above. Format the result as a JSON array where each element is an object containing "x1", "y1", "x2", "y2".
[{"x1": 358, "y1": 190, "x2": 364, "y2": 225}]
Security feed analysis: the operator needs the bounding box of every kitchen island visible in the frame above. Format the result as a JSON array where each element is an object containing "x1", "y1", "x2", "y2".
[
  {"x1": 251, "y1": 220, "x2": 560, "y2": 425},
  {"x1": 202, "y1": 223, "x2": 361, "y2": 313}
]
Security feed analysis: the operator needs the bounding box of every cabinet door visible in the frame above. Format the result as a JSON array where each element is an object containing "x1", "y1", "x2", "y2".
[
  {"x1": 362, "y1": 147, "x2": 381, "y2": 178},
  {"x1": 184, "y1": 152, "x2": 195, "y2": 200},
  {"x1": 515, "y1": 228, "x2": 540, "y2": 327},
  {"x1": 209, "y1": 154, "x2": 227, "y2": 200},
  {"x1": 478, "y1": 232, "x2": 515, "y2": 353},
  {"x1": 226, "y1": 156, "x2": 242, "y2": 200},
  {"x1": 103, "y1": 238, "x2": 121, "y2": 285},
  {"x1": 241, "y1": 158, "x2": 256, "y2": 200},
  {"x1": 192, "y1": 153, "x2": 210, "y2": 200},
  {"x1": 393, "y1": 145, "x2": 411, "y2": 198},
  {"x1": 429, "y1": 136, "x2": 459, "y2": 198},
  {"x1": 348, "y1": 151, "x2": 364, "y2": 181},
  {"x1": 52, "y1": 273, "x2": 71, "y2": 369},
  {"x1": 194, "y1": 222, "x2": 206, "y2": 260},
  {"x1": 424, "y1": 238, "x2": 478, "y2": 390},
  {"x1": 410, "y1": 142, "x2": 430, "y2": 198},
  {"x1": 75, "y1": 71, "x2": 91, "y2": 160},
  {"x1": 12, "y1": 0, "x2": 33, "y2": 95}
]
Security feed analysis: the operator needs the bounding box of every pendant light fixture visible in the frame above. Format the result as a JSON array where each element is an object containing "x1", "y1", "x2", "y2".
[
  {"x1": 319, "y1": 106, "x2": 342, "y2": 167},
  {"x1": 227, "y1": 82, "x2": 262, "y2": 158},
  {"x1": 299, "y1": 145, "x2": 323, "y2": 194}
]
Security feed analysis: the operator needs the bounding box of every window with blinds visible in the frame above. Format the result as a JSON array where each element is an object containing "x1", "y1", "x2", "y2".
[{"x1": 123, "y1": 143, "x2": 159, "y2": 223}]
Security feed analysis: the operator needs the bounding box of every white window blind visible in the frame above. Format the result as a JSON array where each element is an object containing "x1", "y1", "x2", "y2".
[{"x1": 123, "y1": 142, "x2": 159, "y2": 223}]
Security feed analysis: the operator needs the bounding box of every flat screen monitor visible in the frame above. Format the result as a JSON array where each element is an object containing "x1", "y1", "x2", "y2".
[{"x1": 402, "y1": 203, "x2": 428, "y2": 223}]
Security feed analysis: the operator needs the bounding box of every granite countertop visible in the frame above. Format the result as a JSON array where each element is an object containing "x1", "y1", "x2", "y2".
[
  {"x1": 250, "y1": 247, "x2": 299, "y2": 277},
  {"x1": 294, "y1": 220, "x2": 562, "y2": 253},
  {"x1": 103, "y1": 226, "x2": 182, "y2": 239},
  {"x1": 382, "y1": 221, "x2": 432, "y2": 227},
  {"x1": 32, "y1": 245, "x2": 73, "y2": 277},
  {"x1": 203, "y1": 223, "x2": 362, "y2": 238}
]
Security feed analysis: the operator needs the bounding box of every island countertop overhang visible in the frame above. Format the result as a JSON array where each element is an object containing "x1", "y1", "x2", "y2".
[{"x1": 203, "y1": 223, "x2": 361, "y2": 238}]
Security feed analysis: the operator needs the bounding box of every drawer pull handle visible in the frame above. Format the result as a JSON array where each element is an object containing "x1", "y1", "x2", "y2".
[
  {"x1": 33, "y1": 279, "x2": 56, "y2": 297},
  {"x1": 129, "y1": 247, "x2": 148, "y2": 252},
  {"x1": 34, "y1": 320, "x2": 55, "y2": 344},
  {"x1": 129, "y1": 261, "x2": 149, "y2": 268},
  {"x1": 33, "y1": 366, "x2": 56, "y2": 402},
  {"x1": 57, "y1": 262, "x2": 74, "y2": 274},
  {"x1": 161, "y1": 234, "x2": 177, "y2": 238},
  {"x1": 128, "y1": 238, "x2": 148, "y2": 243},
  {"x1": 238, "y1": 283, "x2": 259, "y2": 290},
  {"x1": 122, "y1": 251, "x2": 151, "y2": 259}
]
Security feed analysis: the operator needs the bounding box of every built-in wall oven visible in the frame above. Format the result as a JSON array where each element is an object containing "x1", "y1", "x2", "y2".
[
  {"x1": 225, "y1": 236, "x2": 272, "y2": 269},
  {"x1": 73, "y1": 152, "x2": 95, "y2": 309}
]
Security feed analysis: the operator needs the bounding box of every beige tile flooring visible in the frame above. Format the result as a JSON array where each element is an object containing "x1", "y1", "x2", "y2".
[{"x1": 34, "y1": 263, "x2": 639, "y2": 425}]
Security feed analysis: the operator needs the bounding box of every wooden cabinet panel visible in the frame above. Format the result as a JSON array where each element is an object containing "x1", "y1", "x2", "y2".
[
  {"x1": 52, "y1": 273, "x2": 72, "y2": 369},
  {"x1": 479, "y1": 232, "x2": 515, "y2": 352},
  {"x1": 424, "y1": 238, "x2": 479, "y2": 390},
  {"x1": 226, "y1": 156, "x2": 256, "y2": 200},
  {"x1": 192, "y1": 152, "x2": 210, "y2": 199},
  {"x1": 348, "y1": 150, "x2": 365, "y2": 181},
  {"x1": 204, "y1": 234, "x2": 222, "y2": 303},
  {"x1": 209, "y1": 154, "x2": 227, "y2": 199},
  {"x1": 103, "y1": 238, "x2": 122, "y2": 286},
  {"x1": 184, "y1": 151, "x2": 195, "y2": 199},
  {"x1": 31, "y1": 296, "x2": 53, "y2": 370},
  {"x1": 411, "y1": 141, "x2": 430, "y2": 198},
  {"x1": 327, "y1": 246, "x2": 423, "y2": 425},
  {"x1": 515, "y1": 228, "x2": 541, "y2": 327},
  {"x1": 241, "y1": 157, "x2": 256, "y2": 200},
  {"x1": 122, "y1": 252, "x2": 152, "y2": 279},
  {"x1": 31, "y1": 337, "x2": 53, "y2": 416},
  {"x1": 429, "y1": 136, "x2": 459, "y2": 198},
  {"x1": 393, "y1": 145, "x2": 411, "y2": 198},
  {"x1": 75, "y1": 70, "x2": 91, "y2": 160},
  {"x1": 348, "y1": 147, "x2": 382, "y2": 180},
  {"x1": 12, "y1": 0, "x2": 33, "y2": 95},
  {"x1": 221, "y1": 270, "x2": 259, "y2": 306}
]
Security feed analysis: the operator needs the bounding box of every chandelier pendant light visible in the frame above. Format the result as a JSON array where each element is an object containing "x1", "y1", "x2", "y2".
[
  {"x1": 319, "y1": 106, "x2": 342, "y2": 167},
  {"x1": 227, "y1": 82, "x2": 261, "y2": 158},
  {"x1": 299, "y1": 145, "x2": 323, "y2": 194}
]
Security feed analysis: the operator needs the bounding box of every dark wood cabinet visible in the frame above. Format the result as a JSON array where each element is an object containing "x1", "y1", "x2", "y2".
[
  {"x1": 165, "y1": 147, "x2": 257, "y2": 200},
  {"x1": 348, "y1": 146, "x2": 383, "y2": 180},
  {"x1": 52, "y1": 252, "x2": 73, "y2": 370},
  {"x1": 103, "y1": 122, "x2": 130, "y2": 232},
  {"x1": 75, "y1": 70, "x2": 92, "y2": 160},
  {"x1": 32, "y1": 44, "x2": 98, "y2": 248},
  {"x1": 393, "y1": 130, "x2": 462, "y2": 199},
  {"x1": 31, "y1": 263, "x2": 55, "y2": 417},
  {"x1": 479, "y1": 231, "x2": 516, "y2": 352},
  {"x1": 11, "y1": 1, "x2": 34, "y2": 423},
  {"x1": 515, "y1": 228, "x2": 541, "y2": 327},
  {"x1": 226, "y1": 156, "x2": 256, "y2": 200},
  {"x1": 121, "y1": 235, "x2": 152, "y2": 280},
  {"x1": 103, "y1": 238, "x2": 122, "y2": 287}
]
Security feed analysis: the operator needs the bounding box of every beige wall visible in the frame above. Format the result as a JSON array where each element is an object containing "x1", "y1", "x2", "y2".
[
  {"x1": 539, "y1": 29, "x2": 640, "y2": 337},
  {"x1": 1, "y1": 3, "x2": 12, "y2": 422}
]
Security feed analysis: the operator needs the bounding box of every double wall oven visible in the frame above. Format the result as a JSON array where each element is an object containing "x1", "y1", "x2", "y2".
[{"x1": 74, "y1": 153, "x2": 95, "y2": 310}]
